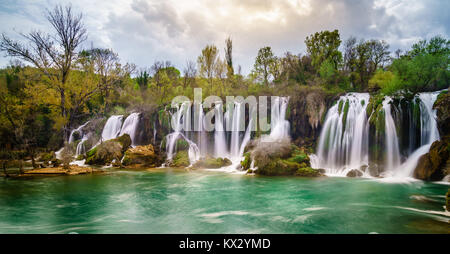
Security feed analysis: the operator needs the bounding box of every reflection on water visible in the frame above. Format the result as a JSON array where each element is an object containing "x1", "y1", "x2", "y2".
[{"x1": 0, "y1": 169, "x2": 448, "y2": 234}]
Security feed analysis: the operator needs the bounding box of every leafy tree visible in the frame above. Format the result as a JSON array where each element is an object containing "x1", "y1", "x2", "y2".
[
  {"x1": 253, "y1": 46, "x2": 276, "y2": 85},
  {"x1": 305, "y1": 30, "x2": 342, "y2": 70},
  {"x1": 224, "y1": 37, "x2": 234, "y2": 78},
  {"x1": 197, "y1": 44, "x2": 219, "y2": 89}
]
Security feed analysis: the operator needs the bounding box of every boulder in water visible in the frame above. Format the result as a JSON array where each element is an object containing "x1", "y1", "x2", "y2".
[
  {"x1": 170, "y1": 151, "x2": 190, "y2": 167},
  {"x1": 192, "y1": 157, "x2": 232, "y2": 169},
  {"x1": 85, "y1": 134, "x2": 131, "y2": 165},
  {"x1": 413, "y1": 137, "x2": 450, "y2": 181},
  {"x1": 122, "y1": 144, "x2": 164, "y2": 167},
  {"x1": 346, "y1": 169, "x2": 363, "y2": 177}
]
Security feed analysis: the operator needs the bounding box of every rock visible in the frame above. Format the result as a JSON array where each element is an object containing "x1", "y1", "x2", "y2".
[
  {"x1": 346, "y1": 169, "x2": 363, "y2": 177},
  {"x1": 367, "y1": 163, "x2": 380, "y2": 177},
  {"x1": 85, "y1": 134, "x2": 131, "y2": 165},
  {"x1": 434, "y1": 90, "x2": 450, "y2": 137},
  {"x1": 295, "y1": 167, "x2": 324, "y2": 177},
  {"x1": 122, "y1": 144, "x2": 163, "y2": 167},
  {"x1": 240, "y1": 152, "x2": 251, "y2": 171},
  {"x1": 171, "y1": 150, "x2": 190, "y2": 167},
  {"x1": 192, "y1": 157, "x2": 232, "y2": 169},
  {"x1": 316, "y1": 168, "x2": 326, "y2": 174},
  {"x1": 257, "y1": 159, "x2": 299, "y2": 176},
  {"x1": 413, "y1": 137, "x2": 450, "y2": 181},
  {"x1": 360, "y1": 165, "x2": 368, "y2": 172}
]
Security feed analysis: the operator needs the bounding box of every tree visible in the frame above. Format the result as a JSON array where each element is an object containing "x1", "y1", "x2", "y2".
[
  {"x1": 78, "y1": 48, "x2": 130, "y2": 114},
  {"x1": 224, "y1": 37, "x2": 234, "y2": 78},
  {"x1": 305, "y1": 30, "x2": 342, "y2": 70},
  {"x1": 136, "y1": 68, "x2": 151, "y2": 91},
  {"x1": 183, "y1": 60, "x2": 197, "y2": 88},
  {"x1": 253, "y1": 46, "x2": 276, "y2": 85},
  {"x1": 0, "y1": 5, "x2": 87, "y2": 140},
  {"x1": 197, "y1": 44, "x2": 219, "y2": 90}
]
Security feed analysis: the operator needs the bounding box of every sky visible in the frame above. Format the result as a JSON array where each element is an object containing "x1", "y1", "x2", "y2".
[{"x1": 0, "y1": 0, "x2": 448, "y2": 75}]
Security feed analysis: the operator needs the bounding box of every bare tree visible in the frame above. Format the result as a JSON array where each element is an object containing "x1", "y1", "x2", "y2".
[
  {"x1": 0, "y1": 4, "x2": 87, "y2": 139},
  {"x1": 183, "y1": 60, "x2": 197, "y2": 87}
]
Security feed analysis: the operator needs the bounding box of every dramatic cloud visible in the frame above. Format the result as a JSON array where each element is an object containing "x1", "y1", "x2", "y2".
[{"x1": 0, "y1": 0, "x2": 448, "y2": 74}]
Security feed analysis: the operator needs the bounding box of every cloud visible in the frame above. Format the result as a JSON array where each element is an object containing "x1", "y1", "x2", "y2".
[{"x1": 0, "y1": 0, "x2": 448, "y2": 74}]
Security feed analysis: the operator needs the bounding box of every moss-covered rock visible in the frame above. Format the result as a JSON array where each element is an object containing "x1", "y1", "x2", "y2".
[
  {"x1": 171, "y1": 150, "x2": 190, "y2": 167},
  {"x1": 434, "y1": 90, "x2": 450, "y2": 137},
  {"x1": 85, "y1": 134, "x2": 131, "y2": 165},
  {"x1": 240, "y1": 152, "x2": 252, "y2": 171},
  {"x1": 257, "y1": 159, "x2": 299, "y2": 176},
  {"x1": 192, "y1": 157, "x2": 232, "y2": 169},
  {"x1": 295, "y1": 167, "x2": 323, "y2": 177},
  {"x1": 122, "y1": 144, "x2": 164, "y2": 167},
  {"x1": 346, "y1": 169, "x2": 363, "y2": 177},
  {"x1": 413, "y1": 137, "x2": 450, "y2": 181}
]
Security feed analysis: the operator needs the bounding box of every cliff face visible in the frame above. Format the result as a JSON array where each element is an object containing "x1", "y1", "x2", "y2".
[{"x1": 288, "y1": 88, "x2": 336, "y2": 150}]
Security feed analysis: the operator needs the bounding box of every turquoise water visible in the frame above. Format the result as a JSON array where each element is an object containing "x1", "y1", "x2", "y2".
[{"x1": 0, "y1": 169, "x2": 448, "y2": 234}]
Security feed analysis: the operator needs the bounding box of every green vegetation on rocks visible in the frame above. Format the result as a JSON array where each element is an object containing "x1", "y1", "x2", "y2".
[
  {"x1": 171, "y1": 151, "x2": 190, "y2": 167},
  {"x1": 192, "y1": 157, "x2": 232, "y2": 169},
  {"x1": 85, "y1": 134, "x2": 131, "y2": 165}
]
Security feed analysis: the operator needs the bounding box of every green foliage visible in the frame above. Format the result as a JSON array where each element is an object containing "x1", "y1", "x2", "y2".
[
  {"x1": 253, "y1": 46, "x2": 276, "y2": 85},
  {"x1": 172, "y1": 150, "x2": 190, "y2": 167},
  {"x1": 305, "y1": 29, "x2": 342, "y2": 70},
  {"x1": 342, "y1": 99, "x2": 350, "y2": 130}
]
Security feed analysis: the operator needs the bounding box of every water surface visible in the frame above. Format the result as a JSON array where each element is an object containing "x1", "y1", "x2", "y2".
[{"x1": 0, "y1": 169, "x2": 448, "y2": 233}]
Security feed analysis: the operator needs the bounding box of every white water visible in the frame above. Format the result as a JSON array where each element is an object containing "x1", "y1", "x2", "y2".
[
  {"x1": 214, "y1": 103, "x2": 228, "y2": 158},
  {"x1": 68, "y1": 121, "x2": 91, "y2": 156},
  {"x1": 383, "y1": 97, "x2": 401, "y2": 172},
  {"x1": 165, "y1": 102, "x2": 201, "y2": 164},
  {"x1": 101, "y1": 115, "x2": 123, "y2": 141},
  {"x1": 164, "y1": 97, "x2": 290, "y2": 171},
  {"x1": 119, "y1": 113, "x2": 141, "y2": 147},
  {"x1": 261, "y1": 97, "x2": 290, "y2": 142},
  {"x1": 312, "y1": 93, "x2": 369, "y2": 175},
  {"x1": 388, "y1": 91, "x2": 441, "y2": 179},
  {"x1": 313, "y1": 91, "x2": 442, "y2": 179}
]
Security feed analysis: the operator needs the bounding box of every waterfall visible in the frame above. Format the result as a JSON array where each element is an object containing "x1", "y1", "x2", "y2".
[
  {"x1": 383, "y1": 97, "x2": 401, "y2": 172},
  {"x1": 165, "y1": 102, "x2": 200, "y2": 164},
  {"x1": 119, "y1": 113, "x2": 141, "y2": 147},
  {"x1": 313, "y1": 91, "x2": 442, "y2": 179},
  {"x1": 313, "y1": 93, "x2": 369, "y2": 175},
  {"x1": 68, "y1": 121, "x2": 90, "y2": 156},
  {"x1": 239, "y1": 105, "x2": 256, "y2": 156},
  {"x1": 230, "y1": 102, "x2": 243, "y2": 158},
  {"x1": 68, "y1": 121, "x2": 90, "y2": 144},
  {"x1": 101, "y1": 115, "x2": 124, "y2": 141},
  {"x1": 214, "y1": 103, "x2": 228, "y2": 157},
  {"x1": 392, "y1": 91, "x2": 441, "y2": 178}
]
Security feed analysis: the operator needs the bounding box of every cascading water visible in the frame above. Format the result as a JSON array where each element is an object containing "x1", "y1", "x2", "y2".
[
  {"x1": 313, "y1": 91, "x2": 442, "y2": 179},
  {"x1": 119, "y1": 113, "x2": 141, "y2": 147},
  {"x1": 313, "y1": 93, "x2": 369, "y2": 175},
  {"x1": 68, "y1": 121, "x2": 90, "y2": 156},
  {"x1": 165, "y1": 102, "x2": 201, "y2": 164},
  {"x1": 383, "y1": 97, "x2": 401, "y2": 172},
  {"x1": 391, "y1": 91, "x2": 441, "y2": 178},
  {"x1": 264, "y1": 96, "x2": 290, "y2": 141},
  {"x1": 101, "y1": 115, "x2": 124, "y2": 141},
  {"x1": 214, "y1": 103, "x2": 228, "y2": 158},
  {"x1": 230, "y1": 102, "x2": 244, "y2": 158}
]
